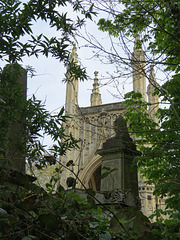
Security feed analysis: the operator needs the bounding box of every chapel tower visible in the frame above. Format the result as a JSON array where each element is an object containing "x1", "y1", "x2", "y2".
[{"x1": 58, "y1": 42, "x2": 166, "y2": 221}]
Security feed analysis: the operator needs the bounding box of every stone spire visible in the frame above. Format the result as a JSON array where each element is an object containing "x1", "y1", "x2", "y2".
[
  {"x1": 147, "y1": 65, "x2": 159, "y2": 122},
  {"x1": 65, "y1": 44, "x2": 79, "y2": 115},
  {"x1": 70, "y1": 43, "x2": 78, "y2": 64},
  {"x1": 131, "y1": 34, "x2": 147, "y2": 101},
  {"x1": 90, "y1": 71, "x2": 102, "y2": 106}
]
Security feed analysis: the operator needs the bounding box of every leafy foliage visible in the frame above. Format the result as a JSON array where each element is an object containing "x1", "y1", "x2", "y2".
[
  {"x1": 101, "y1": 167, "x2": 118, "y2": 180},
  {"x1": 0, "y1": 0, "x2": 96, "y2": 64},
  {"x1": 0, "y1": 63, "x2": 79, "y2": 172},
  {"x1": 98, "y1": 0, "x2": 180, "y2": 72},
  {"x1": 123, "y1": 91, "x2": 180, "y2": 236},
  {"x1": 97, "y1": 1, "x2": 180, "y2": 236},
  {"x1": 0, "y1": 0, "x2": 96, "y2": 170},
  {"x1": 98, "y1": 0, "x2": 180, "y2": 220},
  {"x1": 0, "y1": 1, "x2": 119, "y2": 239},
  {"x1": 0, "y1": 181, "x2": 113, "y2": 239},
  {"x1": 1, "y1": 0, "x2": 180, "y2": 239}
]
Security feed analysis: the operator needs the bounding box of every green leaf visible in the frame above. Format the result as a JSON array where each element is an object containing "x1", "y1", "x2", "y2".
[
  {"x1": 58, "y1": 106, "x2": 64, "y2": 116},
  {"x1": 66, "y1": 160, "x2": 74, "y2": 167},
  {"x1": 97, "y1": 206, "x2": 102, "y2": 215},
  {"x1": 101, "y1": 172, "x2": 109, "y2": 179},
  {"x1": 66, "y1": 177, "x2": 76, "y2": 188}
]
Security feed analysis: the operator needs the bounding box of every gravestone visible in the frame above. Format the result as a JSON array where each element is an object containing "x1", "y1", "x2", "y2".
[{"x1": 98, "y1": 115, "x2": 141, "y2": 201}]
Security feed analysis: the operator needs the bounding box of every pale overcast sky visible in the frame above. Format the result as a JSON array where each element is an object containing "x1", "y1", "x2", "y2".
[{"x1": 24, "y1": 17, "x2": 132, "y2": 114}]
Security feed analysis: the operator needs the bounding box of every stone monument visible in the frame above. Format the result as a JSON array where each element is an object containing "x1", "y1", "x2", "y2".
[{"x1": 97, "y1": 115, "x2": 141, "y2": 207}]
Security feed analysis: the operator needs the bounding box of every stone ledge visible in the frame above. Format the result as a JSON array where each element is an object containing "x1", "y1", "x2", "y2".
[{"x1": 78, "y1": 102, "x2": 124, "y2": 115}]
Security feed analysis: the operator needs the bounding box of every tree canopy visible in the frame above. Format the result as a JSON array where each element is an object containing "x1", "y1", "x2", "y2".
[
  {"x1": 0, "y1": 1, "x2": 116, "y2": 239},
  {"x1": 0, "y1": 0, "x2": 96, "y2": 63},
  {"x1": 97, "y1": 0, "x2": 180, "y2": 229},
  {"x1": 98, "y1": 0, "x2": 180, "y2": 71}
]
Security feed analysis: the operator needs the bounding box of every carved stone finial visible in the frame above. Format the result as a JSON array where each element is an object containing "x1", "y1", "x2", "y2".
[
  {"x1": 94, "y1": 71, "x2": 98, "y2": 78},
  {"x1": 102, "y1": 115, "x2": 138, "y2": 153},
  {"x1": 114, "y1": 115, "x2": 129, "y2": 137},
  {"x1": 90, "y1": 71, "x2": 102, "y2": 106},
  {"x1": 70, "y1": 44, "x2": 78, "y2": 63}
]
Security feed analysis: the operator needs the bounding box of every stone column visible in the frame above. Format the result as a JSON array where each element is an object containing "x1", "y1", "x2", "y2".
[{"x1": 0, "y1": 63, "x2": 27, "y2": 174}]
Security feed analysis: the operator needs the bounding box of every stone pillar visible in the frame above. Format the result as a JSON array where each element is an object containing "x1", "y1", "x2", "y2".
[
  {"x1": 0, "y1": 63, "x2": 27, "y2": 174},
  {"x1": 97, "y1": 115, "x2": 140, "y2": 198}
]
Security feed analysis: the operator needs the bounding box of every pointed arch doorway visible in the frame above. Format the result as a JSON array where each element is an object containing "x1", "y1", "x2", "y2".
[{"x1": 77, "y1": 154, "x2": 102, "y2": 191}]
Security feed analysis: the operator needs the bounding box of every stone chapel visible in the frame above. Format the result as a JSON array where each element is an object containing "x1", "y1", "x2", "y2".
[{"x1": 60, "y1": 36, "x2": 166, "y2": 219}]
